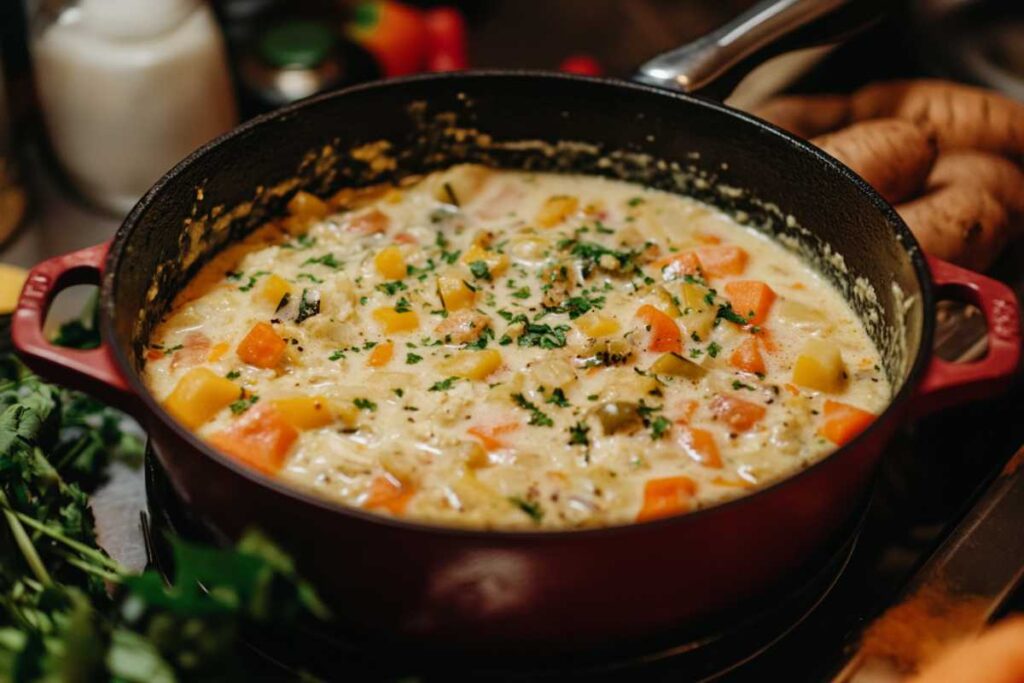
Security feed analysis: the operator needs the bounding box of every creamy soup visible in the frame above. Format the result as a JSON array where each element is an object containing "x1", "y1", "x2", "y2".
[{"x1": 145, "y1": 165, "x2": 890, "y2": 529}]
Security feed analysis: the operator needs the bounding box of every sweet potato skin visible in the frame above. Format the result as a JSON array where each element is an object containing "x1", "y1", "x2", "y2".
[
  {"x1": 898, "y1": 184, "x2": 1009, "y2": 271},
  {"x1": 752, "y1": 94, "x2": 851, "y2": 138}
]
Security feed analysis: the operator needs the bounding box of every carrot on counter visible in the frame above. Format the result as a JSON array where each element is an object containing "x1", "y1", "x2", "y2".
[
  {"x1": 677, "y1": 426, "x2": 723, "y2": 468},
  {"x1": 367, "y1": 340, "x2": 394, "y2": 367},
  {"x1": 363, "y1": 473, "x2": 415, "y2": 515},
  {"x1": 237, "y1": 322, "x2": 287, "y2": 369},
  {"x1": 636, "y1": 304, "x2": 682, "y2": 353},
  {"x1": 208, "y1": 405, "x2": 299, "y2": 475},
  {"x1": 724, "y1": 280, "x2": 776, "y2": 326},
  {"x1": 694, "y1": 245, "x2": 748, "y2": 277},
  {"x1": 729, "y1": 337, "x2": 766, "y2": 375},
  {"x1": 468, "y1": 422, "x2": 519, "y2": 451},
  {"x1": 710, "y1": 395, "x2": 766, "y2": 432},
  {"x1": 637, "y1": 476, "x2": 698, "y2": 522},
  {"x1": 819, "y1": 400, "x2": 875, "y2": 446}
]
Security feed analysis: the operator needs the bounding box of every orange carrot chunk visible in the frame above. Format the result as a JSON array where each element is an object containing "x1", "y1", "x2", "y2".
[
  {"x1": 729, "y1": 337, "x2": 766, "y2": 375},
  {"x1": 819, "y1": 400, "x2": 875, "y2": 446},
  {"x1": 636, "y1": 304, "x2": 682, "y2": 353},
  {"x1": 710, "y1": 395, "x2": 767, "y2": 431},
  {"x1": 637, "y1": 476, "x2": 698, "y2": 522},
  {"x1": 208, "y1": 405, "x2": 298, "y2": 475},
  {"x1": 695, "y1": 245, "x2": 748, "y2": 277},
  {"x1": 468, "y1": 422, "x2": 519, "y2": 451},
  {"x1": 677, "y1": 426, "x2": 723, "y2": 468},
  {"x1": 724, "y1": 280, "x2": 777, "y2": 326},
  {"x1": 237, "y1": 322, "x2": 287, "y2": 369},
  {"x1": 656, "y1": 251, "x2": 702, "y2": 280},
  {"x1": 367, "y1": 340, "x2": 394, "y2": 367},
  {"x1": 363, "y1": 474, "x2": 415, "y2": 515}
]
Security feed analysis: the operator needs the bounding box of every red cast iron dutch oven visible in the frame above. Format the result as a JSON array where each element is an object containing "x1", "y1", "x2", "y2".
[{"x1": 11, "y1": 0, "x2": 1023, "y2": 658}]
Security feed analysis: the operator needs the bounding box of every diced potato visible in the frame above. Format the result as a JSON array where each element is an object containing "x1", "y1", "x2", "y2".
[
  {"x1": 372, "y1": 307, "x2": 419, "y2": 334},
  {"x1": 271, "y1": 395, "x2": 350, "y2": 429},
  {"x1": 649, "y1": 352, "x2": 707, "y2": 380},
  {"x1": 207, "y1": 342, "x2": 230, "y2": 362},
  {"x1": 792, "y1": 338, "x2": 847, "y2": 393},
  {"x1": 287, "y1": 191, "x2": 328, "y2": 219},
  {"x1": 680, "y1": 281, "x2": 712, "y2": 311},
  {"x1": 258, "y1": 274, "x2": 291, "y2": 307},
  {"x1": 575, "y1": 311, "x2": 620, "y2": 338},
  {"x1": 431, "y1": 164, "x2": 492, "y2": 205},
  {"x1": 678, "y1": 281, "x2": 717, "y2": 340},
  {"x1": 461, "y1": 244, "x2": 509, "y2": 277},
  {"x1": 438, "y1": 349, "x2": 503, "y2": 380},
  {"x1": 435, "y1": 310, "x2": 492, "y2": 344},
  {"x1": 374, "y1": 246, "x2": 407, "y2": 280},
  {"x1": 535, "y1": 195, "x2": 579, "y2": 228},
  {"x1": 578, "y1": 337, "x2": 634, "y2": 366},
  {"x1": 652, "y1": 286, "x2": 681, "y2": 316},
  {"x1": 776, "y1": 299, "x2": 832, "y2": 332},
  {"x1": 164, "y1": 367, "x2": 240, "y2": 429},
  {"x1": 508, "y1": 234, "x2": 549, "y2": 264},
  {"x1": 592, "y1": 401, "x2": 644, "y2": 435},
  {"x1": 528, "y1": 358, "x2": 577, "y2": 388},
  {"x1": 436, "y1": 272, "x2": 476, "y2": 311},
  {"x1": 600, "y1": 367, "x2": 659, "y2": 402}
]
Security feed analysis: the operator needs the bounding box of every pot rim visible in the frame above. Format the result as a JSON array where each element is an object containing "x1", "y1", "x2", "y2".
[{"x1": 102, "y1": 70, "x2": 936, "y2": 541}]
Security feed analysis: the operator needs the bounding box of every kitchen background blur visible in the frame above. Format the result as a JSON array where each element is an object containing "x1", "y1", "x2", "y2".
[{"x1": 1, "y1": 0, "x2": 1022, "y2": 278}]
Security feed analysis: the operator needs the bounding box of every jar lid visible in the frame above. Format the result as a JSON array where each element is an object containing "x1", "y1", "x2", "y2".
[{"x1": 259, "y1": 20, "x2": 336, "y2": 69}]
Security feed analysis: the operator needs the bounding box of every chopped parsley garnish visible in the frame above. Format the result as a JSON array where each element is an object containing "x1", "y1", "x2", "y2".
[
  {"x1": 564, "y1": 240, "x2": 637, "y2": 277},
  {"x1": 406, "y1": 353, "x2": 423, "y2": 365},
  {"x1": 650, "y1": 415, "x2": 671, "y2": 440},
  {"x1": 428, "y1": 376, "x2": 459, "y2": 391},
  {"x1": 545, "y1": 388, "x2": 571, "y2": 408},
  {"x1": 354, "y1": 398, "x2": 377, "y2": 411},
  {"x1": 394, "y1": 297, "x2": 412, "y2": 313},
  {"x1": 716, "y1": 302, "x2": 750, "y2": 325},
  {"x1": 376, "y1": 280, "x2": 407, "y2": 295},
  {"x1": 732, "y1": 380, "x2": 756, "y2": 391},
  {"x1": 162, "y1": 344, "x2": 184, "y2": 355},
  {"x1": 393, "y1": 388, "x2": 404, "y2": 397},
  {"x1": 441, "y1": 249, "x2": 461, "y2": 264},
  {"x1": 238, "y1": 270, "x2": 270, "y2": 292},
  {"x1": 301, "y1": 253, "x2": 342, "y2": 269},
  {"x1": 512, "y1": 393, "x2": 554, "y2": 427},
  {"x1": 464, "y1": 327, "x2": 495, "y2": 350},
  {"x1": 282, "y1": 233, "x2": 316, "y2": 250},
  {"x1": 543, "y1": 294, "x2": 605, "y2": 320},
  {"x1": 509, "y1": 496, "x2": 543, "y2": 523},
  {"x1": 328, "y1": 349, "x2": 346, "y2": 361},
  {"x1": 442, "y1": 181, "x2": 460, "y2": 207},
  {"x1": 707, "y1": 341, "x2": 721, "y2": 358},
  {"x1": 225, "y1": 370, "x2": 241, "y2": 380},
  {"x1": 468, "y1": 260, "x2": 492, "y2": 281},
  {"x1": 296, "y1": 272, "x2": 324, "y2": 284},
  {"x1": 229, "y1": 394, "x2": 259, "y2": 414},
  {"x1": 689, "y1": 348, "x2": 703, "y2": 359},
  {"x1": 627, "y1": 197, "x2": 645, "y2": 207},
  {"x1": 568, "y1": 421, "x2": 590, "y2": 446},
  {"x1": 514, "y1": 318, "x2": 570, "y2": 349},
  {"x1": 511, "y1": 286, "x2": 531, "y2": 299}
]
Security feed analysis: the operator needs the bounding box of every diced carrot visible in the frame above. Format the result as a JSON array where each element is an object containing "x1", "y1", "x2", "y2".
[
  {"x1": 208, "y1": 341, "x2": 230, "y2": 362},
  {"x1": 347, "y1": 208, "x2": 390, "y2": 235},
  {"x1": 656, "y1": 251, "x2": 702, "y2": 280},
  {"x1": 677, "y1": 426, "x2": 723, "y2": 468},
  {"x1": 468, "y1": 422, "x2": 519, "y2": 451},
  {"x1": 236, "y1": 322, "x2": 287, "y2": 369},
  {"x1": 208, "y1": 405, "x2": 298, "y2": 475},
  {"x1": 754, "y1": 326, "x2": 777, "y2": 353},
  {"x1": 394, "y1": 232, "x2": 418, "y2": 245},
  {"x1": 694, "y1": 231, "x2": 721, "y2": 244},
  {"x1": 146, "y1": 349, "x2": 163, "y2": 361},
  {"x1": 819, "y1": 400, "x2": 875, "y2": 446},
  {"x1": 695, "y1": 245, "x2": 748, "y2": 277},
  {"x1": 712, "y1": 475, "x2": 756, "y2": 489},
  {"x1": 673, "y1": 400, "x2": 698, "y2": 424},
  {"x1": 363, "y1": 473, "x2": 415, "y2": 515},
  {"x1": 367, "y1": 341, "x2": 394, "y2": 367},
  {"x1": 790, "y1": 282, "x2": 806, "y2": 290},
  {"x1": 637, "y1": 476, "x2": 698, "y2": 522},
  {"x1": 636, "y1": 304, "x2": 682, "y2": 353},
  {"x1": 784, "y1": 383, "x2": 800, "y2": 396},
  {"x1": 729, "y1": 337, "x2": 766, "y2": 375},
  {"x1": 710, "y1": 395, "x2": 766, "y2": 431},
  {"x1": 724, "y1": 280, "x2": 776, "y2": 326}
]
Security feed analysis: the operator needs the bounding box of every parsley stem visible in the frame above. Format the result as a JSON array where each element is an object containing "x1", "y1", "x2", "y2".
[
  {"x1": 0, "y1": 489, "x2": 52, "y2": 586},
  {"x1": 12, "y1": 509, "x2": 125, "y2": 573},
  {"x1": 58, "y1": 549, "x2": 123, "y2": 583}
]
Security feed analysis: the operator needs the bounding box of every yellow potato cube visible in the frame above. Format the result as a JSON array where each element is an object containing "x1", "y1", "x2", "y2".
[
  {"x1": 792, "y1": 338, "x2": 847, "y2": 393},
  {"x1": 536, "y1": 195, "x2": 579, "y2": 228},
  {"x1": 432, "y1": 164, "x2": 492, "y2": 205},
  {"x1": 163, "y1": 368, "x2": 240, "y2": 429},
  {"x1": 287, "y1": 191, "x2": 328, "y2": 219},
  {"x1": 680, "y1": 281, "x2": 712, "y2": 311},
  {"x1": 271, "y1": 395, "x2": 349, "y2": 429},
  {"x1": 258, "y1": 274, "x2": 292, "y2": 306},
  {"x1": 374, "y1": 246, "x2": 407, "y2": 280},
  {"x1": 461, "y1": 244, "x2": 509, "y2": 278},
  {"x1": 372, "y1": 307, "x2": 420, "y2": 334},
  {"x1": 438, "y1": 349, "x2": 503, "y2": 380},
  {"x1": 575, "y1": 311, "x2": 620, "y2": 338},
  {"x1": 437, "y1": 273, "x2": 476, "y2": 311},
  {"x1": 649, "y1": 352, "x2": 706, "y2": 380},
  {"x1": 678, "y1": 281, "x2": 716, "y2": 341}
]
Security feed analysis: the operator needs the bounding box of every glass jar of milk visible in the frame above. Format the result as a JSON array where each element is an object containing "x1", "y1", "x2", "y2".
[{"x1": 30, "y1": 0, "x2": 238, "y2": 215}]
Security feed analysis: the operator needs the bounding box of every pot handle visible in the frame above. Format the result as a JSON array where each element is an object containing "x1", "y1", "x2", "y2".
[
  {"x1": 11, "y1": 241, "x2": 140, "y2": 416},
  {"x1": 634, "y1": 0, "x2": 879, "y2": 97},
  {"x1": 912, "y1": 256, "x2": 1022, "y2": 417}
]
